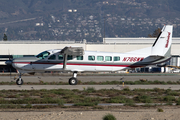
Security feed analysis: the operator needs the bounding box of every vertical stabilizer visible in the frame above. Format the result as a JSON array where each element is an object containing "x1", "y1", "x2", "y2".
[{"x1": 151, "y1": 25, "x2": 173, "y2": 57}]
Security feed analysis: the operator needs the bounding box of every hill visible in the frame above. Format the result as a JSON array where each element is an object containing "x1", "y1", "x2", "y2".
[{"x1": 0, "y1": 0, "x2": 180, "y2": 41}]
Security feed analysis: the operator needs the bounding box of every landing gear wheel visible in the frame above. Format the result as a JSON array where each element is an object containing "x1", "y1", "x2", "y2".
[
  {"x1": 69, "y1": 77, "x2": 78, "y2": 85},
  {"x1": 16, "y1": 78, "x2": 23, "y2": 85}
]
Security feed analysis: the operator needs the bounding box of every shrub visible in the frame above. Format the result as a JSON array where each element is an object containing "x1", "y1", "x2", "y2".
[
  {"x1": 163, "y1": 96, "x2": 175, "y2": 102},
  {"x1": 153, "y1": 80, "x2": 161, "y2": 84},
  {"x1": 0, "y1": 104, "x2": 22, "y2": 109},
  {"x1": 143, "y1": 103, "x2": 153, "y2": 107},
  {"x1": 126, "y1": 81, "x2": 134, "y2": 85},
  {"x1": 165, "y1": 89, "x2": 171, "y2": 94},
  {"x1": 108, "y1": 96, "x2": 127, "y2": 103},
  {"x1": 124, "y1": 99, "x2": 135, "y2": 106},
  {"x1": 25, "y1": 103, "x2": 33, "y2": 108},
  {"x1": 88, "y1": 81, "x2": 97, "y2": 85},
  {"x1": 153, "y1": 87, "x2": 161, "y2": 92},
  {"x1": 85, "y1": 87, "x2": 96, "y2": 93},
  {"x1": 176, "y1": 100, "x2": 180, "y2": 105},
  {"x1": 93, "y1": 106, "x2": 103, "y2": 109},
  {"x1": 57, "y1": 99, "x2": 64, "y2": 106},
  {"x1": 166, "y1": 102, "x2": 173, "y2": 106},
  {"x1": 103, "y1": 114, "x2": 116, "y2": 120},
  {"x1": 157, "y1": 108, "x2": 163, "y2": 112},
  {"x1": 123, "y1": 87, "x2": 130, "y2": 91},
  {"x1": 74, "y1": 102, "x2": 98, "y2": 106},
  {"x1": 83, "y1": 97, "x2": 100, "y2": 103},
  {"x1": 167, "y1": 81, "x2": 173, "y2": 84},
  {"x1": 167, "y1": 91, "x2": 179, "y2": 96},
  {"x1": 135, "y1": 95, "x2": 152, "y2": 103}
]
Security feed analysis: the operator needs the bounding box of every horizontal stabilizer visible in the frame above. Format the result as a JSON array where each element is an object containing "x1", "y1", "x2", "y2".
[{"x1": 142, "y1": 55, "x2": 164, "y2": 63}]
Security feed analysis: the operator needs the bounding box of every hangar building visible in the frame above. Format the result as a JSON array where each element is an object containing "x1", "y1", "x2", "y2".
[{"x1": 1, "y1": 38, "x2": 180, "y2": 72}]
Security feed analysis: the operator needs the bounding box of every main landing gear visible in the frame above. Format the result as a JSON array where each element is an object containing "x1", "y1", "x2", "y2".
[
  {"x1": 69, "y1": 71, "x2": 78, "y2": 85},
  {"x1": 14, "y1": 72, "x2": 78, "y2": 85},
  {"x1": 16, "y1": 73, "x2": 23, "y2": 85}
]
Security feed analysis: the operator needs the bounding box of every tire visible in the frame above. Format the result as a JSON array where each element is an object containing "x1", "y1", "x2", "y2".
[
  {"x1": 16, "y1": 78, "x2": 23, "y2": 85},
  {"x1": 69, "y1": 77, "x2": 78, "y2": 85}
]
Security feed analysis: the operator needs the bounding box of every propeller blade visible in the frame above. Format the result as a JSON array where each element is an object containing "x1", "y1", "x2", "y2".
[{"x1": 8, "y1": 50, "x2": 12, "y2": 79}]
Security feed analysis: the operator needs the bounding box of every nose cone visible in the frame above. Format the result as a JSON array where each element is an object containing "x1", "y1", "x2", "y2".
[{"x1": 5, "y1": 60, "x2": 12, "y2": 65}]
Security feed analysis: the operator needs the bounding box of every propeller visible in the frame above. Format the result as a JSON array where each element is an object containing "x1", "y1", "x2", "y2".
[{"x1": 7, "y1": 50, "x2": 12, "y2": 79}]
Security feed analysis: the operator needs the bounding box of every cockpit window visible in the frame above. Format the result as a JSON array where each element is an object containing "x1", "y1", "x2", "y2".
[{"x1": 36, "y1": 51, "x2": 50, "y2": 59}]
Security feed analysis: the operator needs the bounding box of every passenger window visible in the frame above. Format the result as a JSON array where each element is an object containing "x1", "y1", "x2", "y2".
[
  {"x1": 114, "y1": 56, "x2": 120, "y2": 61},
  {"x1": 67, "y1": 55, "x2": 73, "y2": 60},
  {"x1": 105, "y1": 56, "x2": 112, "y2": 61},
  {"x1": 48, "y1": 55, "x2": 56, "y2": 60},
  {"x1": 58, "y1": 55, "x2": 63, "y2": 60},
  {"x1": 97, "y1": 56, "x2": 104, "y2": 61},
  {"x1": 77, "y1": 56, "x2": 83, "y2": 60},
  {"x1": 88, "y1": 56, "x2": 95, "y2": 61}
]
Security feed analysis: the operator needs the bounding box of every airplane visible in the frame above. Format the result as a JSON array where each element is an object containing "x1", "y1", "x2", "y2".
[{"x1": 6, "y1": 25, "x2": 173, "y2": 85}]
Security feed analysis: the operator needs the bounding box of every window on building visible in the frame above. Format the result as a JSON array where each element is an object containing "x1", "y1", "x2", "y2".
[
  {"x1": 58, "y1": 55, "x2": 63, "y2": 60},
  {"x1": 114, "y1": 56, "x2": 120, "y2": 61},
  {"x1": 23, "y1": 55, "x2": 35, "y2": 57},
  {"x1": 105, "y1": 56, "x2": 112, "y2": 61},
  {"x1": 48, "y1": 55, "x2": 56, "y2": 60},
  {"x1": 88, "y1": 56, "x2": 95, "y2": 61},
  {"x1": 13, "y1": 55, "x2": 23, "y2": 59},
  {"x1": 77, "y1": 56, "x2": 83, "y2": 60},
  {"x1": 97, "y1": 56, "x2": 104, "y2": 61}
]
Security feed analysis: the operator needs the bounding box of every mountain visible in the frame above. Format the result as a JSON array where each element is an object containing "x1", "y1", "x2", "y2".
[
  {"x1": 0, "y1": 0, "x2": 179, "y2": 19},
  {"x1": 0, "y1": 0, "x2": 180, "y2": 41}
]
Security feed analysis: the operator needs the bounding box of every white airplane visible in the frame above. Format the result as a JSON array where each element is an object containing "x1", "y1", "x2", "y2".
[{"x1": 6, "y1": 25, "x2": 173, "y2": 85}]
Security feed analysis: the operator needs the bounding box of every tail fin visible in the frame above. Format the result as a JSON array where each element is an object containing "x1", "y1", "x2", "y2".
[{"x1": 151, "y1": 25, "x2": 173, "y2": 57}]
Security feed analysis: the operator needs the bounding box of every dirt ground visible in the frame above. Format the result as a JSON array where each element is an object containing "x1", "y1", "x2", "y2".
[
  {"x1": 0, "y1": 106, "x2": 180, "y2": 120},
  {"x1": 0, "y1": 73, "x2": 180, "y2": 120}
]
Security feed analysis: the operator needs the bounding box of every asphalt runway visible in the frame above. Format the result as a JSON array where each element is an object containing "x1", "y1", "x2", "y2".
[
  {"x1": 0, "y1": 73, "x2": 180, "y2": 90},
  {"x1": 0, "y1": 85, "x2": 179, "y2": 90},
  {"x1": 1, "y1": 73, "x2": 180, "y2": 83}
]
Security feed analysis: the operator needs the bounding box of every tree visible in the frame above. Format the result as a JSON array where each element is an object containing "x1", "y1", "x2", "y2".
[
  {"x1": 3, "y1": 34, "x2": 7, "y2": 41},
  {"x1": 148, "y1": 28, "x2": 161, "y2": 37}
]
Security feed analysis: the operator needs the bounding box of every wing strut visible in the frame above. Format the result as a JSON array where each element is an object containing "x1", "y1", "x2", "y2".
[
  {"x1": 60, "y1": 46, "x2": 84, "y2": 70},
  {"x1": 63, "y1": 54, "x2": 68, "y2": 70}
]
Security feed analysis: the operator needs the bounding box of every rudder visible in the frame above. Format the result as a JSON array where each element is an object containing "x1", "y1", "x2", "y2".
[{"x1": 151, "y1": 25, "x2": 173, "y2": 57}]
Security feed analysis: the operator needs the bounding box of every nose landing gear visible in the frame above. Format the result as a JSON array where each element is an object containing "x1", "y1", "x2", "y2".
[
  {"x1": 16, "y1": 73, "x2": 23, "y2": 85},
  {"x1": 16, "y1": 78, "x2": 23, "y2": 85}
]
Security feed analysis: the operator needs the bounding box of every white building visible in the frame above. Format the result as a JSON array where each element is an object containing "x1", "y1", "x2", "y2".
[{"x1": 1, "y1": 38, "x2": 180, "y2": 72}]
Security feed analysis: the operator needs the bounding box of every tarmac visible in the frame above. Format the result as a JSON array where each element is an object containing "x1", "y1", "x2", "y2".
[
  {"x1": 0, "y1": 73, "x2": 180, "y2": 90},
  {"x1": 0, "y1": 84, "x2": 179, "y2": 90},
  {"x1": 1, "y1": 73, "x2": 180, "y2": 82}
]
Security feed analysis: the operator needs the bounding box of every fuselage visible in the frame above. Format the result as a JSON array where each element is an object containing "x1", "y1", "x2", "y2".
[{"x1": 11, "y1": 49, "x2": 170, "y2": 73}]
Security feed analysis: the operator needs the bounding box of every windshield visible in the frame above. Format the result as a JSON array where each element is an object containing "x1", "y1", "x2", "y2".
[{"x1": 36, "y1": 51, "x2": 50, "y2": 59}]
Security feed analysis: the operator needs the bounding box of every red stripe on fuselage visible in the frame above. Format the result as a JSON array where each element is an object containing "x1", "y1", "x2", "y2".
[
  {"x1": 67, "y1": 63, "x2": 141, "y2": 67},
  {"x1": 13, "y1": 62, "x2": 63, "y2": 65},
  {"x1": 13, "y1": 62, "x2": 142, "y2": 68}
]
